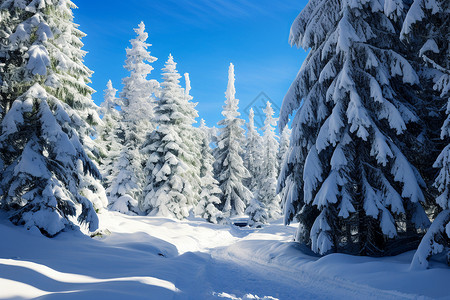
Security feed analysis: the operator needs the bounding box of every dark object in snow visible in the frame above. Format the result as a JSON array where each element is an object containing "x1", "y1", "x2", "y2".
[{"x1": 231, "y1": 216, "x2": 249, "y2": 227}]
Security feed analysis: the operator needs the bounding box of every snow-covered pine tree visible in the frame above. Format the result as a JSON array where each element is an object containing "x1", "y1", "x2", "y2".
[
  {"x1": 97, "y1": 80, "x2": 121, "y2": 188},
  {"x1": 180, "y1": 73, "x2": 202, "y2": 207},
  {"x1": 401, "y1": 0, "x2": 450, "y2": 269},
  {"x1": 107, "y1": 145, "x2": 142, "y2": 213},
  {"x1": 214, "y1": 63, "x2": 252, "y2": 217},
  {"x1": 195, "y1": 119, "x2": 224, "y2": 224},
  {"x1": 107, "y1": 148, "x2": 140, "y2": 214},
  {"x1": 245, "y1": 198, "x2": 269, "y2": 227},
  {"x1": 244, "y1": 108, "x2": 263, "y2": 193},
  {"x1": 279, "y1": 0, "x2": 430, "y2": 255},
  {"x1": 121, "y1": 21, "x2": 158, "y2": 136},
  {"x1": 96, "y1": 80, "x2": 138, "y2": 214},
  {"x1": 141, "y1": 55, "x2": 198, "y2": 219},
  {"x1": 0, "y1": 0, "x2": 106, "y2": 235},
  {"x1": 257, "y1": 101, "x2": 281, "y2": 220},
  {"x1": 109, "y1": 21, "x2": 159, "y2": 205}
]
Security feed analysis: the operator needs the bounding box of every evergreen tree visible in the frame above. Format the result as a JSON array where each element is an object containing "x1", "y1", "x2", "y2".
[
  {"x1": 98, "y1": 82, "x2": 139, "y2": 214},
  {"x1": 141, "y1": 55, "x2": 198, "y2": 219},
  {"x1": 279, "y1": 0, "x2": 430, "y2": 255},
  {"x1": 97, "y1": 80, "x2": 121, "y2": 189},
  {"x1": 0, "y1": 0, "x2": 105, "y2": 236},
  {"x1": 195, "y1": 119, "x2": 224, "y2": 224},
  {"x1": 258, "y1": 101, "x2": 281, "y2": 220},
  {"x1": 180, "y1": 73, "x2": 202, "y2": 207},
  {"x1": 107, "y1": 148, "x2": 140, "y2": 214},
  {"x1": 244, "y1": 108, "x2": 263, "y2": 193},
  {"x1": 110, "y1": 21, "x2": 158, "y2": 204},
  {"x1": 121, "y1": 21, "x2": 158, "y2": 135},
  {"x1": 401, "y1": 0, "x2": 450, "y2": 269},
  {"x1": 214, "y1": 63, "x2": 252, "y2": 217},
  {"x1": 246, "y1": 198, "x2": 269, "y2": 227},
  {"x1": 107, "y1": 145, "x2": 142, "y2": 211}
]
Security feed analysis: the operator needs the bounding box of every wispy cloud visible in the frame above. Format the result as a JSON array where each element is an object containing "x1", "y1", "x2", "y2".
[{"x1": 146, "y1": 0, "x2": 299, "y2": 27}]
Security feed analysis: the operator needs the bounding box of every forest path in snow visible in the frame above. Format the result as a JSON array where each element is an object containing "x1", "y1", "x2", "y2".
[{"x1": 0, "y1": 211, "x2": 446, "y2": 299}]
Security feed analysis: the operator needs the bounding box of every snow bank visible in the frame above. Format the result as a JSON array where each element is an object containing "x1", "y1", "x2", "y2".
[{"x1": 0, "y1": 211, "x2": 448, "y2": 299}]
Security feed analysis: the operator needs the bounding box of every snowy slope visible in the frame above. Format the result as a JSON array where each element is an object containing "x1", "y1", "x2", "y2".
[{"x1": 0, "y1": 211, "x2": 448, "y2": 299}]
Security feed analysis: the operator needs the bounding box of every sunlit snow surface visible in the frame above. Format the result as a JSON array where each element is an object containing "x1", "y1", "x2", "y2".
[{"x1": 0, "y1": 211, "x2": 448, "y2": 299}]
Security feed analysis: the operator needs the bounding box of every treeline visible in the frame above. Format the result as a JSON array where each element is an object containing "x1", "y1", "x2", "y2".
[
  {"x1": 0, "y1": 2, "x2": 289, "y2": 238},
  {"x1": 96, "y1": 22, "x2": 290, "y2": 227}
]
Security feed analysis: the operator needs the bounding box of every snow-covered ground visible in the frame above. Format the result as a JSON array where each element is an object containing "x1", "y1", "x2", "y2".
[{"x1": 0, "y1": 211, "x2": 448, "y2": 300}]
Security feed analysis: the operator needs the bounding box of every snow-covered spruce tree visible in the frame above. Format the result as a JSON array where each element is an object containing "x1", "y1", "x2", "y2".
[
  {"x1": 279, "y1": 0, "x2": 430, "y2": 255},
  {"x1": 121, "y1": 21, "x2": 158, "y2": 136},
  {"x1": 107, "y1": 148, "x2": 140, "y2": 214},
  {"x1": 96, "y1": 81, "x2": 138, "y2": 214},
  {"x1": 401, "y1": 0, "x2": 450, "y2": 269},
  {"x1": 0, "y1": 0, "x2": 106, "y2": 235},
  {"x1": 195, "y1": 119, "x2": 224, "y2": 224},
  {"x1": 107, "y1": 144, "x2": 142, "y2": 213},
  {"x1": 141, "y1": 55, "x2": 199, "y2": 219},
  {"x1": 97, "y1": 80, "x2": 121, "y2": 187},
  {"x1": 246, "y1": 198, "x2": 269, "y2": 227},
  {"x1": 214, "y1": 63, "x2": 252, "y2": 217},
  {"x1": 109, "y1": 21, "x2": 159, "y2": 205},
  {"x1": 180, "y1": 72, "x2": 202, "y2": 206},
  {"x1": 243, "y1": 108, "x2": 263, "y2": 193},
  {"x1": 258, "y1": 101, "x2": 281, "y2": 220}
]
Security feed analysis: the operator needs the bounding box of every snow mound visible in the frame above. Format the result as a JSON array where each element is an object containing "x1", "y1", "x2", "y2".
[{"x1": 0, "y1": 211, "x2": 448, "y2": 299}]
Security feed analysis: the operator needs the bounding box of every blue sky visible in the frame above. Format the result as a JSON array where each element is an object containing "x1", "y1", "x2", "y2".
[{"x1": 74, "y1": 0, "x2": 308, "y2": 128}]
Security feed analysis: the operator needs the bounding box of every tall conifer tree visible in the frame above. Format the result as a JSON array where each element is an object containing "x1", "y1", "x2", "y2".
[
  {"x1": 195, "y1": 120, "x2": 224, "y2": 224},
  {"x1": 141, "y1": 55, "x2": 199, "y2": 219},
  {"x1": 279, "y1": 0, "x2": 430, "y2": 255},
  {"x1": 110, "y1": 22, "x2": 158, "y2": 205},
  {"x1": 244, "y1": 108, "x2": 263, "y2": 193},
  {"x1": 0, "y1": 0, "x2": 105, "y2": 235},
  {"x1": 258, "y1": 101, "x2": 281, "y2": 220},
  {"x1": 214, "y1": 63, "x2": 252, "y2": 217},
  {"x1": 401, "y1": 0, "x2": 450, "y2": 268}
]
